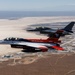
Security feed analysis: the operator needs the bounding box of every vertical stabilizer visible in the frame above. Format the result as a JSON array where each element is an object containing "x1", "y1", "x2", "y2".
[{"x1": 63, "y1": 22, "x2": 75, "y2": 32}]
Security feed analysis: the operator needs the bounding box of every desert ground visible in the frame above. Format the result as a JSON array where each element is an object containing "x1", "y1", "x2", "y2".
[{"x1": 0, "y1": 16, "x2": 75, "y2": 75}]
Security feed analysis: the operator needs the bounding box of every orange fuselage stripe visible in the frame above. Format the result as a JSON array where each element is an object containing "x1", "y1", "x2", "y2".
[{"x1": 26, "y1": 38, "x2": 61, "y2": 43}]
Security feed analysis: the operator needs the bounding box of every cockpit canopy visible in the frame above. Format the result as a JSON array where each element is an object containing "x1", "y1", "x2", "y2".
[
  {"x1": 4, "y1": 37, "x2": 20, "y2": 41},
  {"x1": 3, "y1": 37, "x2": 30, "y2": 42}
]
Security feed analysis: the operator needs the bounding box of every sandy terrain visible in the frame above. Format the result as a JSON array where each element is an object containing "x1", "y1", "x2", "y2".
[
  {"x1": 0, "y1": 16, "x2": 75, "y2": 75},
  {"x1": 0, "y1": 53, "x2": 75, "y2": 75}
]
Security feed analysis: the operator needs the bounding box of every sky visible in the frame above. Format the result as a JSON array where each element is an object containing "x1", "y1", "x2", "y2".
[{"x1": 0, "y1": 0, "x2": 75, "y2": 11}]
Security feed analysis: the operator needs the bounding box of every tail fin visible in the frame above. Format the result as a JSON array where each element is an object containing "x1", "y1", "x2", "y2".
[{"x1": 63, "y1": 22, "x2": 75, "y2": 32}]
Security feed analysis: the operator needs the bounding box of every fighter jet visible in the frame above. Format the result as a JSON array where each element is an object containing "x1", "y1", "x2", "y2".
[
  {"x1": 11, "y1": 41, "x2": 63, "y2": 52},
  {"x1": 0, "y1": 33, "x2": 63, "y2": 52},
  {"x1": 27, "y1": 22, "x2": 75, "y2": 36},
  {"x1": 27, "y1": 27, "x2": 50, "y2": 32}
]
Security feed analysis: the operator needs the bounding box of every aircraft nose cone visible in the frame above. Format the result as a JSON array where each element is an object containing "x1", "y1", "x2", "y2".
[
  {"x1": 0, "y1": 40, "x2": 10, "y2": 44},
  {"x1": 0, "y1": 40, "x2": 4, "y2": 44}
]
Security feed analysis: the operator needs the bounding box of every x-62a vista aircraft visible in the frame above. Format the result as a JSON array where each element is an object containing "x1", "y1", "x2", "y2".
[
  {"x1": 0, "y1": 33, "x2": 63, "y2": 52},
  {"x1": 27, "y1": 22, "x2": 75, "y2": 36}
]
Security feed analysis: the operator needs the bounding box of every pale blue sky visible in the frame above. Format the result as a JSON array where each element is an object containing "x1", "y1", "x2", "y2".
[{"x1": 0, "y1": 0, "x2": 75, "y2": 11}]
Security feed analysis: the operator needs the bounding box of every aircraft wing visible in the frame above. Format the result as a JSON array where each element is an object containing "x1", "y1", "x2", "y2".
[
  {"x1": 12, "y1": 42, "x2": 64, "y2": 51},
  {"x1": 13, "y1": 42, "x2": 48, "y2": 52}
]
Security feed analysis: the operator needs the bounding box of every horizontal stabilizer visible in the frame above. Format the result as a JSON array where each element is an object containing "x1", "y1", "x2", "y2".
[{"x1": 52, "y1": 46, "x2": 64, "y2": 50}]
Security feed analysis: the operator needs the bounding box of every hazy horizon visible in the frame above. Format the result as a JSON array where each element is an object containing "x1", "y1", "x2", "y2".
[{"x1": 0, "y1": 11, "x2": 75, "y2": 19}]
